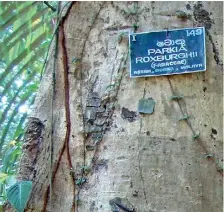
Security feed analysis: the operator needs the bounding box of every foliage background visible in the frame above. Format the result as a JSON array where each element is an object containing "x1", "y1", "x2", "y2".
[{"x1": 0, "y1": 1, "x2": 58, "y2": 207}]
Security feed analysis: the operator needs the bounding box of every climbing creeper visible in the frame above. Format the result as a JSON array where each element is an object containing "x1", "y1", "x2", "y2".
[{"x1": 168, "y1": 77, "x2": 223, "y2": 175}]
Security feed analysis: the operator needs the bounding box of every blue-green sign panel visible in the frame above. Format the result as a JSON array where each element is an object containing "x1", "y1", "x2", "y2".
[{"x1": 129, "y1": 27, "x2": 206, "y2": 78}]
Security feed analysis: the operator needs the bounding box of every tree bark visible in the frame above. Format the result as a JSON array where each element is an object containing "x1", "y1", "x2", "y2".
[{"x1": 13, "y1": 1, "x2": 223, "y2": 212}]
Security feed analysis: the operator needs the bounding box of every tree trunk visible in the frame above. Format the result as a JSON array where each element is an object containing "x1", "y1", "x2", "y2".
[{"x1": 12, "y1": 1, "x2": 223, "y2": 212}]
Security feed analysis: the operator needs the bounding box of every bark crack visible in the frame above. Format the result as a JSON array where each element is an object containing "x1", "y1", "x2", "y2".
[
  {"x1": 137, "y1": 143, "x2": 149, "y2": 207},
  {"x1": 205, "y1": 29, "x2": 223, "y2": 68},
  {"x1": 137, "y1": 85, "x2": 149, "y2": 207},
  {"x1": 192, "y1": 2, "x2": 223, "y2": 68}
]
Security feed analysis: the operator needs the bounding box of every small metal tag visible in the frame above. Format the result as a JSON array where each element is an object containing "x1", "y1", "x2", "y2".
[{"x1": 138, "y1": 98, "x2": 155, "y2": 114}]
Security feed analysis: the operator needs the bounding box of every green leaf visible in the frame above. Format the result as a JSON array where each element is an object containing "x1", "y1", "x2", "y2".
[
  {"x1": 0, "y1": 173, "x2": 8, "y2": 183},
  {"x1": 0, "y1": 3, "x2": 33, "y2": 32},
  {"x1": 75, "y1": 178, "x2": 86, "y2": 186},
  {"x1": 2, "y1": 146, "x2": 17, "y2": 172},
  {"x1": 0, "y1": 72, "x2": 37, "y2": 127},
  {"x1": 169, "y1": 95, "x2": 184, "y2": 101},
  {"x1": 192, "y1": 133, "x2": 200, "y2": 140},
  {"x1": 86, "y1": 145, "x2": 95, "y2": 151},
  {"x1": 80, "y1": 166, "x2": 91, "y2": 174},
  {"x1": 0, "y1": 32, "x2": 49, "y2": 83},
  {"x1": 2, "y1": 7, "x2": 48, "y2": 45},
  {"x1": 105, "y1": 84, "x2": 116, "y2": 91},
  {"x1": 0, "y1": 19, "x2": 51, "y2": 60},
  {"x1": 0, "y1": 2, "x2": 20, "y2": 22},
  {"x1": 6, "y1": 175, "x2": 16, "y2": 188},
  {"x1": 0, "y1": 93, "x2": 35, "y2": 150},
  {"x1": 178, "y1": 115, "x2": 190, "y2": 121},
  {"x1": 0, "y1": 205, "x2": 4, "y2": 212},
  {"x1": 6, "y1": 181, "x2": 32, "y2": 212},
  {"x1": 13, "y1": 114, "x2": 27, "y2": 139},
  {"x1": 0, "y1": 43, "x2": 47, "y2": 100}
]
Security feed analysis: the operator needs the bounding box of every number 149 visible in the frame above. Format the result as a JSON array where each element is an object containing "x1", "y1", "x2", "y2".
[{"x1": 186, "y1": 28, "x2": 203, "y2": 36}]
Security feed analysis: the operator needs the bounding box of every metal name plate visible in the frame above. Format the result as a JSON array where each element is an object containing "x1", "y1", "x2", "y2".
[{"x1": 129, "y1": 27, "x2": 206, "y2": 78}]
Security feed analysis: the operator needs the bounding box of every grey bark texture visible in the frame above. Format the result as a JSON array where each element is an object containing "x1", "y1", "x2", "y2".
[{"x1": 14, "y1": 1, "x2": 224, "y2": 212}]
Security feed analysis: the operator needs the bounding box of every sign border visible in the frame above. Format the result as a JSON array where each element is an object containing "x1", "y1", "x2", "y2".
[{"x1": 129, "y1": 27, "x2": 206, "y2": 78}]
